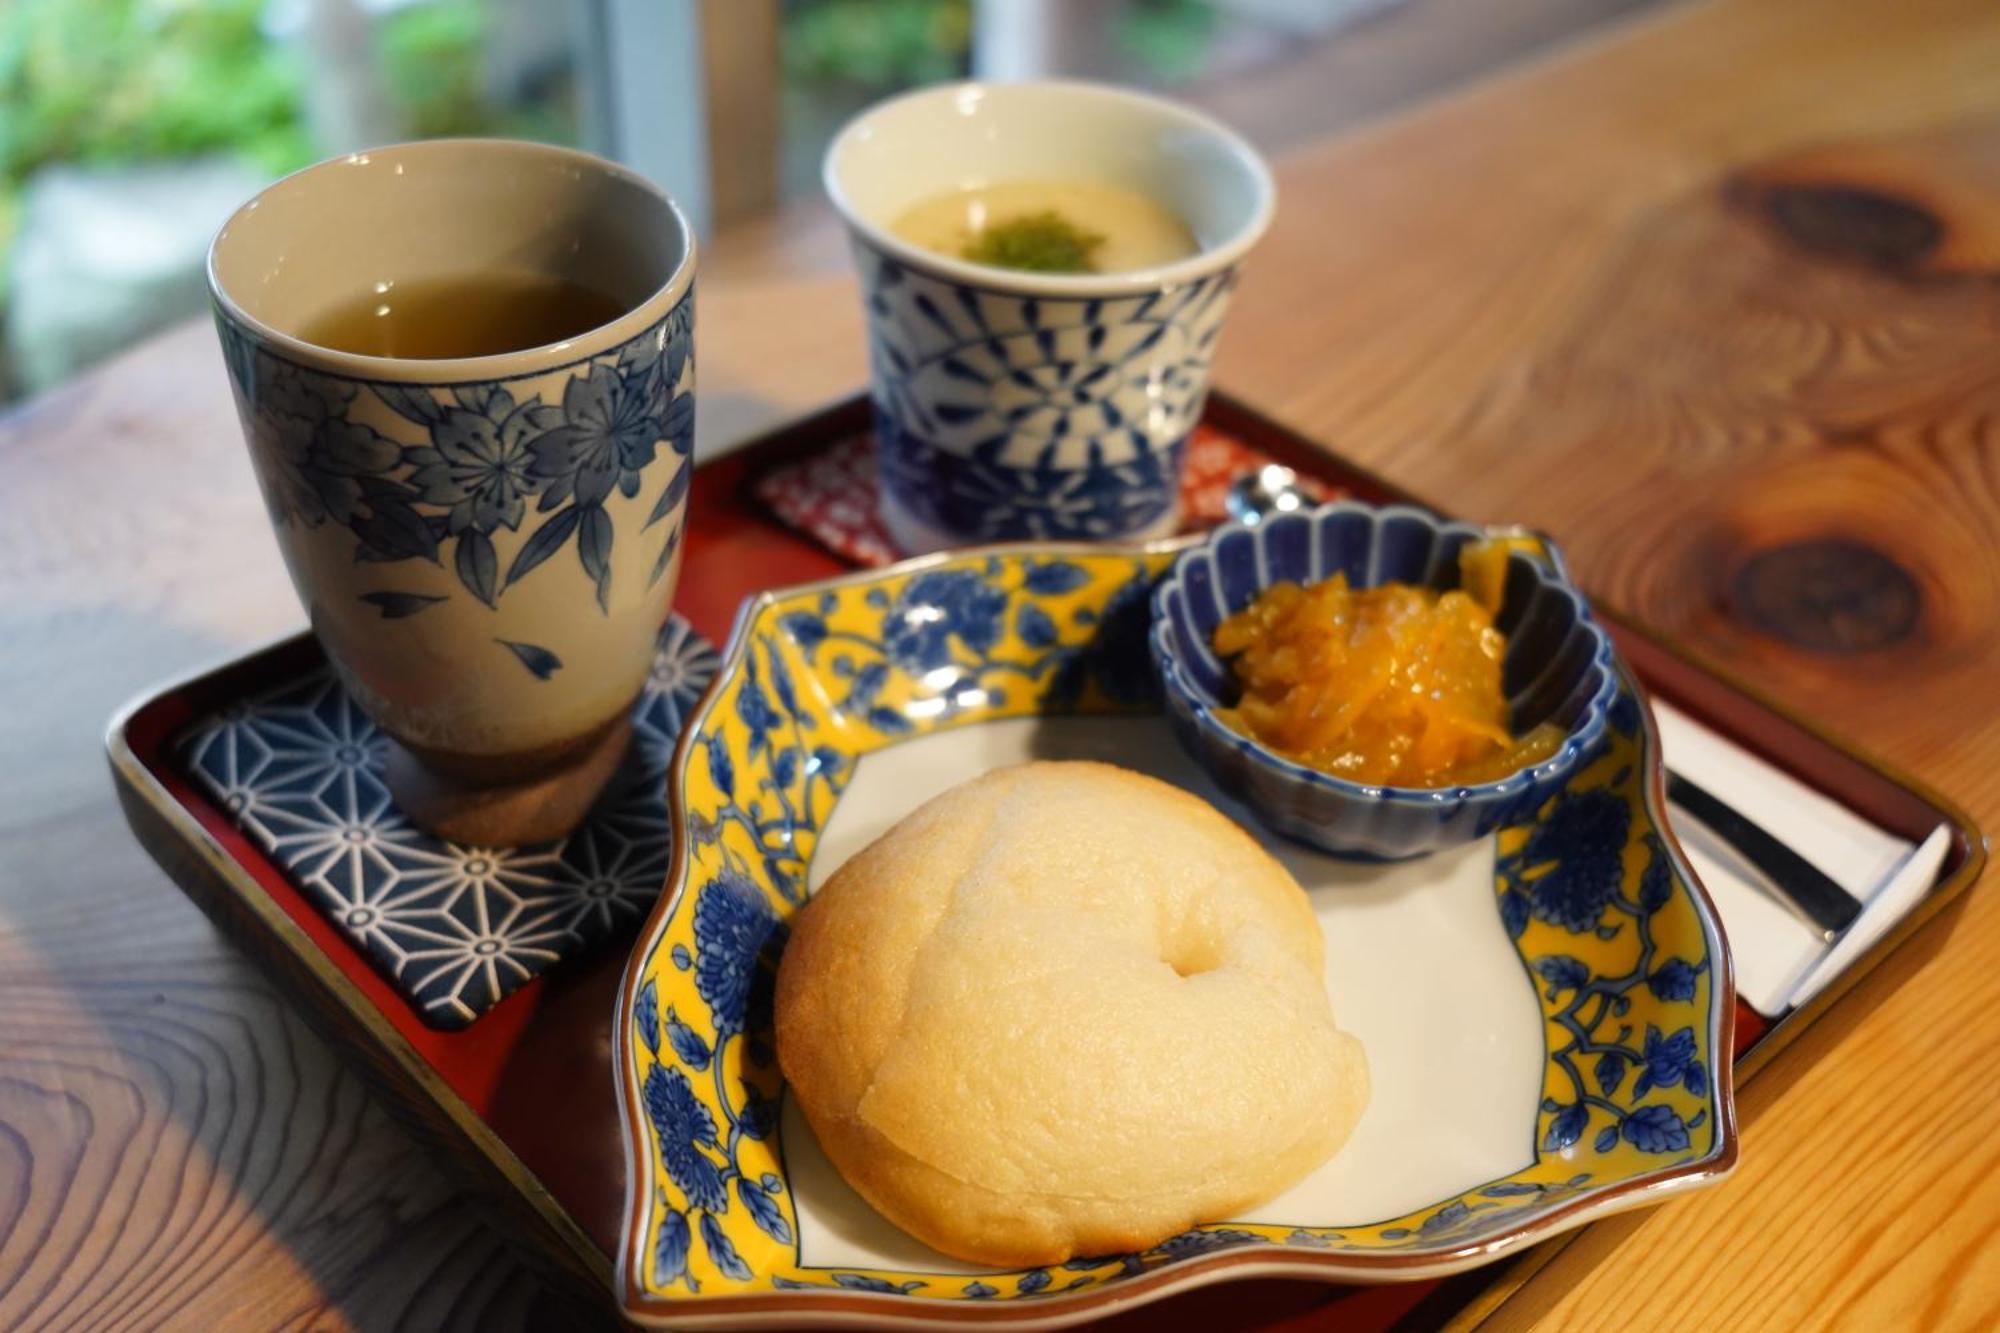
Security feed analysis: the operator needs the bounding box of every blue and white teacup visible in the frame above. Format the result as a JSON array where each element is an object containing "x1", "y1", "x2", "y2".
[
  {"x1": 825, "y1": 82, "x2": 1275, "y2": 553},
  {"x1": 207, "y1": 140, "x2": 696, "y2": 843}
]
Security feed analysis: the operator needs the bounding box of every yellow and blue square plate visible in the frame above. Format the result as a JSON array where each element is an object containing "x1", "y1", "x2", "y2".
[{"x1": 613, "y1": 544, "x2": 1737, "y2": 1329}]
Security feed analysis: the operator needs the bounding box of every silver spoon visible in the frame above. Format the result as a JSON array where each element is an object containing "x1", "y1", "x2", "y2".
[{"x1": 1224, "y1": 464, "x2": 1310, "y2": 526}]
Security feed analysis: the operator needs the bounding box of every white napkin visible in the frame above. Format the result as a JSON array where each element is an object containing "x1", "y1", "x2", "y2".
[{"x1": 1652, "y1": 701, "x2": 1947, "y2": 1017}]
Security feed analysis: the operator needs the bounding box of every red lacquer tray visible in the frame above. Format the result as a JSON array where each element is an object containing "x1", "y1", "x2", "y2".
[{"x1": 108, "y1": 393, "x2": 1984, "y2": 1329}]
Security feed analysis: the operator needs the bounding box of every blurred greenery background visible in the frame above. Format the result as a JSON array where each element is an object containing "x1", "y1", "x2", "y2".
[
  {"x1": 0, "y1": 0, "x2": 579, "y2": 401},
  {"x1": 0, "y1": 0, "x2": 1251, "y2": 403}
]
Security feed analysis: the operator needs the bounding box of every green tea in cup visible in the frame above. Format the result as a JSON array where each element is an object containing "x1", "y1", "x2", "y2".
[{"x1": 296, "y1": 273, "x2": 630, "y2": 360}]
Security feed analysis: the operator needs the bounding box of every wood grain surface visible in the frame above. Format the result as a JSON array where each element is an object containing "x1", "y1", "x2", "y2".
[{"x1": 4, "y1": 0, "x2": 1998, "y2": 1327}]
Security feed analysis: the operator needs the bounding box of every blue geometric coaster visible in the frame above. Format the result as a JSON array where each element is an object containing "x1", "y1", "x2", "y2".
[{"x1": 179, "y1": 616, "x2": 720, "y2": 1029}]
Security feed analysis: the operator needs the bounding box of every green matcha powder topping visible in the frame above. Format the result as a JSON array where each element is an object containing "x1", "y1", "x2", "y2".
[{"x1": 962, "y1": 211, "x2": 1105, "y2": 273}]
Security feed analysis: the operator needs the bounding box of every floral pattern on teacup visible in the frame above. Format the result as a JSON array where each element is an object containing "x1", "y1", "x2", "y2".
[{"x1": 218, "y1": 291, "x2": 695, "y2": 620}]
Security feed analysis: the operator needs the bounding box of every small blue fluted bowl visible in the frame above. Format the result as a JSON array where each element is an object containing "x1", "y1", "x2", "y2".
[{"x1": 1150, "y1": 502, "x2": 1618, "y2": 860}]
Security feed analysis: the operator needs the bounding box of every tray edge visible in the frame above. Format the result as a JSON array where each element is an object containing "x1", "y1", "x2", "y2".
[{"x1": 104, "y1": 654, "x2": 618, "y2": 1308}]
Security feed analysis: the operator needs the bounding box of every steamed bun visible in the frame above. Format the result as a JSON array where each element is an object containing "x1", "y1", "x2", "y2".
[{"x1": 775, "y1": 761, "x2": 1369, "y2": 1266}]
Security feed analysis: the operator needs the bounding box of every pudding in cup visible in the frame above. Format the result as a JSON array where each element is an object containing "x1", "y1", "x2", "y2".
[{"x1": 824, "y1": 81, "x2": 1275, "y2": 554}]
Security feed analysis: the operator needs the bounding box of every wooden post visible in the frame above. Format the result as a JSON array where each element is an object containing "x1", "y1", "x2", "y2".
[{"x1": 701, "y1": 0, "x2": 781, "y2": 228}]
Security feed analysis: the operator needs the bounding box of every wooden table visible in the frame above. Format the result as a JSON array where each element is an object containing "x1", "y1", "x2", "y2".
[{"x1": 5, "y1": 0, "x2": 1998, "y2": 1326}]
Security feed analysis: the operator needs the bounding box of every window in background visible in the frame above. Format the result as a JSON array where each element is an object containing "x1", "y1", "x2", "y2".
[
  {"x1": 0, "y1": 0, "x2": 1409, "y2": 405},
  {"x1": 0, "y1": 0, "x2": 587, "y2": 403},
  {"x1": 773, "y1": 0, "x2": 1391, "y2": 204},
  {"x1": 776, "y1": 0, "x2": 972, "y2": 203}
]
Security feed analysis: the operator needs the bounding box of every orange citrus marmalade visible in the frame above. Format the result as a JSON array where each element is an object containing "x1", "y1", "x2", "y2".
[{"x1": 1213, "y1": 541, "x2": 1563, "y2": 788}]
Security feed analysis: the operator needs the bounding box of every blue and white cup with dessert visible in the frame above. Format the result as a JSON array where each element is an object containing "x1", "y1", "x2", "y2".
[{"x1": 824, "y1": 81, "x2": 1275, "y2": 553}]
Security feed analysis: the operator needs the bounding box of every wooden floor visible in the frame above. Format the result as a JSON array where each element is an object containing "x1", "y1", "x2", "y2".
[{"x1": 6, "y1": 0, "x2": 2000, "y2": 1328}]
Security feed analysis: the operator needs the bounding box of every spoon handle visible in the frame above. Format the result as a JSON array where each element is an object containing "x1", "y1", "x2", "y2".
[{"x1": 1666, "y1": 770, "x2": 1861, "y2": 941}]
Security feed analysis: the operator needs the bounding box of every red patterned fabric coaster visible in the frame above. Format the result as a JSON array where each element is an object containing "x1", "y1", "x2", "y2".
[{"x1": 752, "y1": 422, "x2": 1339, "y2": 567}]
